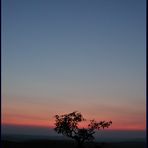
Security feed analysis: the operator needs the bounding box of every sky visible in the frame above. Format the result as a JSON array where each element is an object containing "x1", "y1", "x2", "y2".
[{"x1": 2, "y1": 0, "x2": 146, "y2": 134}]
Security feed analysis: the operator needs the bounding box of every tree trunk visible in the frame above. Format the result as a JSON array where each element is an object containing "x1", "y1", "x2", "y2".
[{"x1": 77, "y1": 140, "x2": 84, "y2": 148}]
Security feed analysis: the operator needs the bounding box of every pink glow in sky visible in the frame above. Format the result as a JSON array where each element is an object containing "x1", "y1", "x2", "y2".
[{"x1": 2, "y1": 94, "x2": 146, "y2": 130}]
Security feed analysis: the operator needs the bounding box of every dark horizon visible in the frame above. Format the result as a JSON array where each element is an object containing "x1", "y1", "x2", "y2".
[{"x1": 1, "y1": 124, "x2": 146, "y2": 142}]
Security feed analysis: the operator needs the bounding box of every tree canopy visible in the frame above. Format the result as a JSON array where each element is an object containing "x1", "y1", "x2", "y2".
[{"x1": 54, "y1": 111, "x2": 112, "y2": 147}]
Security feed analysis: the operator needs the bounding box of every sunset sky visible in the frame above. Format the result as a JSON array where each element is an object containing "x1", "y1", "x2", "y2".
[{"x1": 2, "y1": 0, "x2": 146, "y2": 133}]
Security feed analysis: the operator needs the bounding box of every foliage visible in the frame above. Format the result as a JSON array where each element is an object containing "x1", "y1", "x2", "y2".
[{"x1": 54, "y1": 111, "x2": 112, "y2": 147}]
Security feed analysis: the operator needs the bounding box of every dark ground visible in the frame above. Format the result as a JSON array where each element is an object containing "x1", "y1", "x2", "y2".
[{"x1": 1, "y1": 139, "x2": 146, "y2": 148}]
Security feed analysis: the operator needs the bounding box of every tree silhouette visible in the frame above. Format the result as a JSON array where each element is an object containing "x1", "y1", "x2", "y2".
[{"x1": 54, "y1": 111, "x2": 112, "y2": 148}]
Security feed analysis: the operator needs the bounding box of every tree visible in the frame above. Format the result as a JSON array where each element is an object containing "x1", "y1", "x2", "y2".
[{"x1": 54, "y1": 111, "x2": 112, "y2": 148}]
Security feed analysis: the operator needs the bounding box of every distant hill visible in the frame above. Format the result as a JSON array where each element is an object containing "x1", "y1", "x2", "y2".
[{"x1": 1, "y1": 124, "x2": 146, "y2": 142}]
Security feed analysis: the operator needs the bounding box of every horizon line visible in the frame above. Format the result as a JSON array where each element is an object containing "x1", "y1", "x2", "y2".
[{"x1": 2, "y1": 123, "x2": 146, "y2": 131}]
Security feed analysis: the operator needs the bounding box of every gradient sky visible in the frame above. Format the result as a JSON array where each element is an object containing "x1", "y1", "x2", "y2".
[{"x1": 2, "y1": 0, "x2": 146, "y2": 132}]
